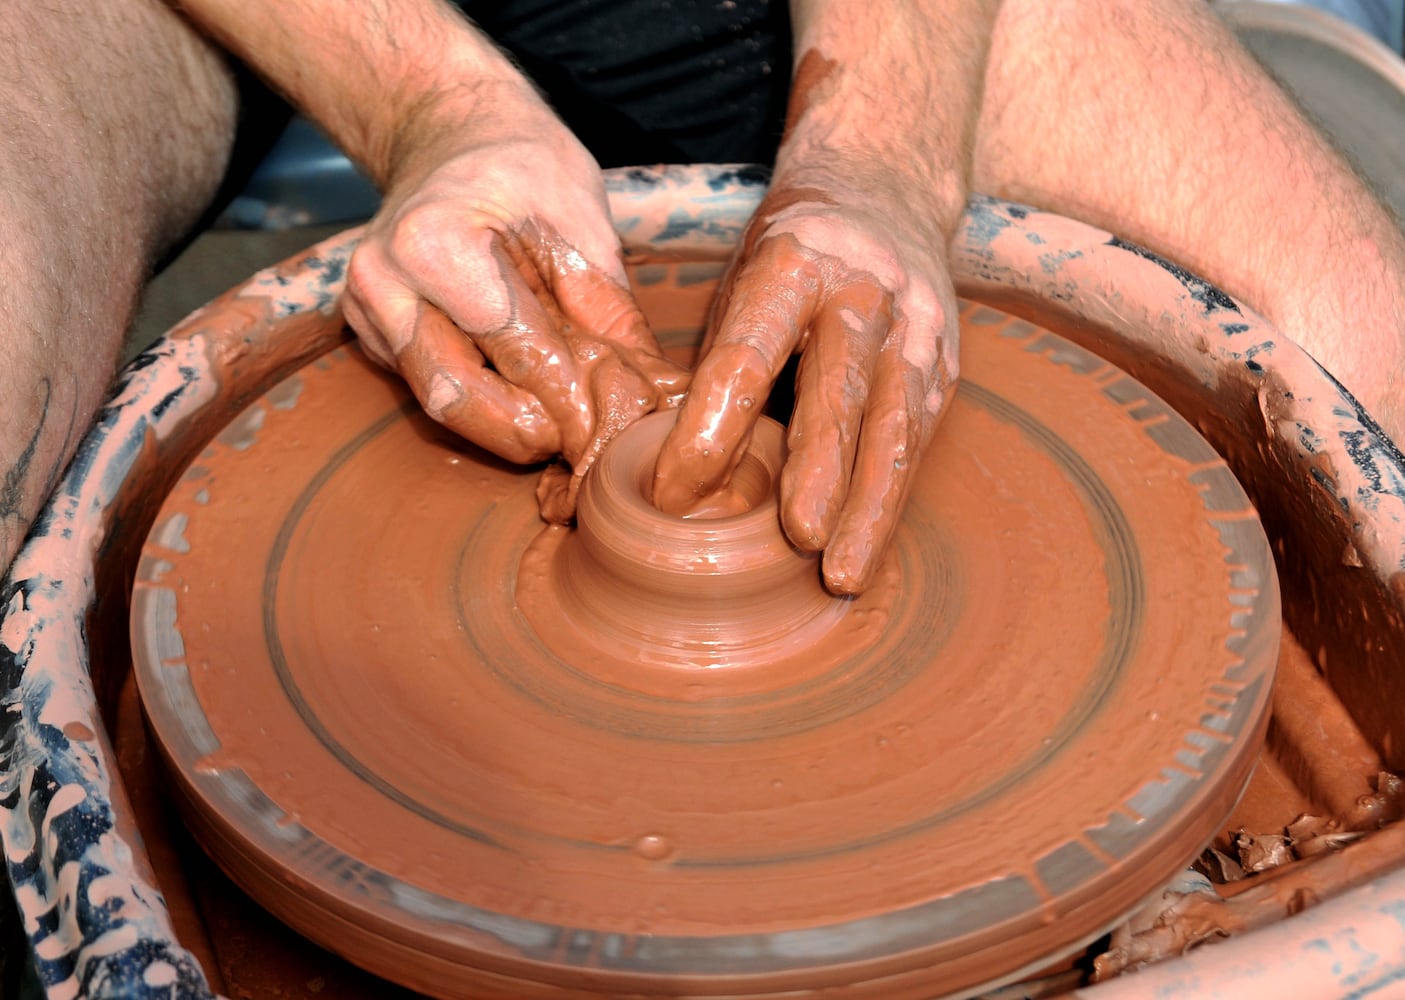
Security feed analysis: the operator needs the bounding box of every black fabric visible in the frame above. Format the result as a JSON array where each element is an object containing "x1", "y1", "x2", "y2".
[
  {"x1": 211, "y1": 0, "x2": 789, "y2": 247},
  {"x1": 451, "y1": 0, "x2": 791, "y2": 166},
  {"x1": 220, "y1": 59, "x2": 297, "y2": 203},
  {"x1": 163, "y1": 58, "x2": 294, "y2": 262}
]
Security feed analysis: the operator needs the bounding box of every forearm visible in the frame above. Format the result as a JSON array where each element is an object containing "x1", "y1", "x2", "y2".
[
  {"x1": 782, "y1": 0, "x2": 1000, "y2": 232},
  {"x1": 168, "y1": 0, "x2": 541, "y2": 187}
]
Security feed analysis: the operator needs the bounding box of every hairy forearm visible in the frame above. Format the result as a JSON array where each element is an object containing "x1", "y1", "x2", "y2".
[
  {"x1": 168, "y1": 0, "x2": 540, "y2": 187},
  {"x1": 782, "y1": 0, "x2": 1000, "y2": 231}
]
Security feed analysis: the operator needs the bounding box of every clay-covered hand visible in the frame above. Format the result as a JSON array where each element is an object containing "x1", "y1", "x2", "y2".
[
  {"x1": 342, "y1": 82, "x2": 688, "y2": 521},
  {"x1": 653, "y1": 169, "x2": 960, "y2": 594}
]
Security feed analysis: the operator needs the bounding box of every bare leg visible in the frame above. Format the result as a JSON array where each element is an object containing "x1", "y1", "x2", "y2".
[
  {"x1": 0, "y1": 1, "x2": 237, "y2": 570},
  {"x1": 973, "y1": 0, "x2": 1405, "y2": 442}
]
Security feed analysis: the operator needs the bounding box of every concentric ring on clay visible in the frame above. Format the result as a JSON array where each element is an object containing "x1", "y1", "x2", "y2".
[{"x1": 131, "y1": 296, "x2": 1278, "y2": 999}]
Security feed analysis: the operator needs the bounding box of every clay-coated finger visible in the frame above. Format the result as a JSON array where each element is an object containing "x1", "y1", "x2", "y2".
[
  {"x1": 549, "y1": 263, "x2": 692, "y2": 399},
  {"x1": 357, "y1": 225, "x2": 598, "y2": 464},
  {"x1": 821, "y1": 337, "x2": 939, "y2": 595},
  {"x1": 653, "y1": 237, "x2": 819, "y2": 514},
  {"x1": 396, "y1": 301, "x2": 562, "y2": 464},
  {"x1": 779, "y1": 283, "x2": 889, "y2": 551},
  {"x1": 443, "y1": 238, "x2": 598, "y2": 462}
]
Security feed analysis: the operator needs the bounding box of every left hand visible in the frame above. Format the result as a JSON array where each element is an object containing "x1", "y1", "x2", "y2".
[
  {"x1": 340, "y1": 78, "x2": 689, "y2": 522},
  {"x1": 652, "y1": 168, "x2": 960, "y2": 595}
]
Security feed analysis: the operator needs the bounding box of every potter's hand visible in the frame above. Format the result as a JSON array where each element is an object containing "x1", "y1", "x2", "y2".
[
  {"x1": 343, "y1": 83, "x2": 687, "y2": 521},
  {"x1": 653, "y1": 173, "x2": 959, "y2": 594},
  {"x1": 651, "y1": 1, "x2": 995, "y2": 594}
]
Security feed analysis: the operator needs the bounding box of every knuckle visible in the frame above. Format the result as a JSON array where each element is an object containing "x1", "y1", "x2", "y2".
[
  {"x1": 489, "y1": 339, "x2": 543, "y2": 385},
  {"x1": 591, "y1": 296, "x2": 647, "y2": 340},
  {"x1": 357, "y1": 332, "x2": 396, "y2": 370},
  {"x1": 387, "y1": 202, "x2": 482, "y2": 270},
  {"x1": 901, "y1": 277, "x2": 952, "y2": 330},
  {"x1": 706, "y1": 336, "x2": 783, "y2": 392},
  {"x1": 343, "y1": 243, "x2": 386, "y2": 306},
  {"x1": 497, "y1": 427, "x2": 558, "y2": 465}
]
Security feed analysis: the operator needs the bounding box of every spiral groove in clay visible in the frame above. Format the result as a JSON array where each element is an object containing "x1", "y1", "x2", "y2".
[
  {"x1": 130, "y1": 297, "x2": 1278, "y2": 999},
  {"x1": 540, "y1": 411, "x2": 850, "y2": 669}
]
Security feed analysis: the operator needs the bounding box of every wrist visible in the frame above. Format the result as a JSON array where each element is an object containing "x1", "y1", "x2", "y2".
[
  {"x1": 379, "y1": 71, "x2": 554, "y2": 188},
  {"x1": 366, "y1": 18, "x2": 546, "y2": 187},
  {"x1": 778, "y1": 1, "x2": 997, "y2": 237},
  {"x1": 770, "y1": 139, "x2": 968, "y2": 243}
]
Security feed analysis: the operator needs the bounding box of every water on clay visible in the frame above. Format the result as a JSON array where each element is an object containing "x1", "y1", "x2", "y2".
[{"x1": 128, "y1": 263, "x2": 1279, "y2": 999}]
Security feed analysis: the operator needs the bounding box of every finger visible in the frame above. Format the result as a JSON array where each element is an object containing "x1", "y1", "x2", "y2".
[
  {"x1": 359, "y1": 218, "x2": 599, "y2": 463},
  {"x1": 652, "y1": 235, "x2": 818, "y2": 514},
  {"x1": 439, "y1": 235, "x2": 598, "y2": 462},
  {"x1": 779, "y1": 282, "x2": 890, "y2": 551},
  {"x1": 348, "y1": 236, "x2": 569, "y2": 462},
  {"x1": 821, "y1": 331, "x2": 943, "y2": 595},
  {"x1": 506, "y1": 231, "x2": 682, "y2": 519},
  {"x1": 395, "y1": 301, "x2": 562, "y2": 464},
  {"x1": 341, "y1": 292, "x2": 397, "y2": 370},
  {"x1": 344, "y1": 240, "x2": 424, "y2": 368},
  {"x1": 553, "y1": 266, "x2": 692, "y2": 404},
  {"x1": 526, "y1": 231, "x2": 692, "y2": 404},
  {"x1": 534, "y1": 331, "x2": 665, "y2": 524},
  {"x1": 696, "y1": 237, "x2": 750, "y2": 358}
]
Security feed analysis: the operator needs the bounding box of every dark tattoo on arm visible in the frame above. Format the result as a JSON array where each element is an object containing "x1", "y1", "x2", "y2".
[
  {"x1": 1, "y1": 377, "x2": 80, "y2": 555},
  {"x1": 1, "y1": 377, "x2": 53, "y2": 520}
]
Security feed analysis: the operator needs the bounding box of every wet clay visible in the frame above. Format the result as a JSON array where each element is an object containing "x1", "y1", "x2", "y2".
[
  {"x1": 520, "y1": 411, "x2": 856, "y2": 678},
  {"x1": 130, "y1": 301, "x2": 1278, "y2": 998},
  {"x1": 351, "y1": 215, "x2": 690, "y2": 527},
  {"x1": 950, "y1": 197, "x2": 1405, "y2": 783},
  {"x1": 783, "y1": 50, "x2": 839, "y2": 139},
  {"x1": 1267, "y1": 628, "x2": 1405, "y2": 831},
  {"x1": 653, "y1": 226, "x2": 953, "y2": 597}
]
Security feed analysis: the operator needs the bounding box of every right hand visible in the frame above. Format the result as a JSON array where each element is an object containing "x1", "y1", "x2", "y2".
[
  {"x1": 652, "y1": 165, "x2": 960, "y2": 596},
  {"x1": 342, "y1": 80, "x2": 688, "y2": 520}
]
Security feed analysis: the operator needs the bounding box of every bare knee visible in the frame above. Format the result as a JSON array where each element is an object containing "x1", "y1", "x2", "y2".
[
  {"x1": 0, "y1": 1, "x2": 240, "y2": 572},
  {"x1": 974, "y1": 0, "x2": 1243, "y2": 202}
]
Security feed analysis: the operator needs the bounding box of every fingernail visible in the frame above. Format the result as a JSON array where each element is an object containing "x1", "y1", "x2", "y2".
[
  {"x1": 423, "y1": 372, "x2": 462, "y2": 421},
  {"x1": 822, "y1": 543, "x2": 875, "y2": 597}
]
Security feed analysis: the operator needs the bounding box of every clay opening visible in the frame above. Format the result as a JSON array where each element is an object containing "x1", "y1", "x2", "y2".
[
  {"x1": 602, "y1": 410, "x2": 783, "y2": 525},
  {"x1": 677, "y1": 448, "x2": 774, "y2": 520},
  {"x1": 518, "y1": 410, "x2": 849, "y2": 670}
]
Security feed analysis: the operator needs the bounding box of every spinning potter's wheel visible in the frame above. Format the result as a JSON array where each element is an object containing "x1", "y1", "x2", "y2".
[{"x1": 131, "y1": 300, "x2": 1278, "y2": 999}]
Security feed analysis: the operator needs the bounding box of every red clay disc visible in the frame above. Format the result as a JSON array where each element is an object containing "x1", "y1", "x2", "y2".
[{"x1": 131, "y1": 298, "x2": 1278, "y2": 998}]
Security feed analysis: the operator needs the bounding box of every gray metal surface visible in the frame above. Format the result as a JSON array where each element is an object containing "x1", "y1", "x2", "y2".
[{"x1": 1220, "y1": 0, "x2": 1405, "y2": 223}]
